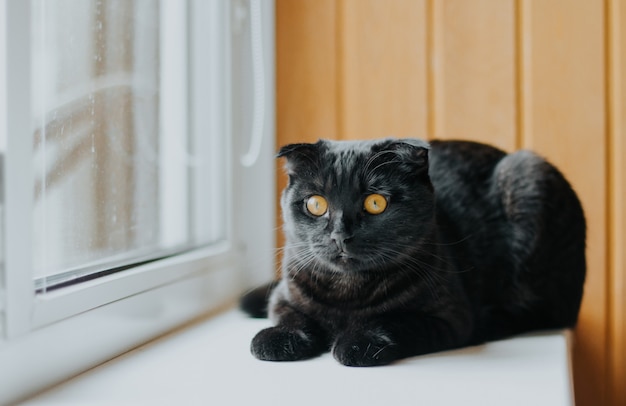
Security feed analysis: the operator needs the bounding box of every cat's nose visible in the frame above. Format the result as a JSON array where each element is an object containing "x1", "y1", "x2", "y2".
[{"x1": 330, "y1": 231, "x2": 353, "y2": 252}]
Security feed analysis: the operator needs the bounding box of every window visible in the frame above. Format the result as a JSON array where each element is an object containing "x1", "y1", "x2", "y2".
[
  {"x1": 32, "y1": 0, "x2": 225, "y2": 292},
  {"x1": 0, "y1": 0, "x2": 275, "y2": 403}
]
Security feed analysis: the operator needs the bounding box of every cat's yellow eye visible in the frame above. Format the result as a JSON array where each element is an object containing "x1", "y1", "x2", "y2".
[
  {"x1": 306, "y1": 195, "x2": 328, "y2": 216},
  {"x1": 364, "y1": 194, "x2": 387, "y2": 215}
]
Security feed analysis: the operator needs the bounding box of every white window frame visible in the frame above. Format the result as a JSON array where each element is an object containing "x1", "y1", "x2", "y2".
[{"x1": 0, "y1": 1, "x2": 276, "y2": 404}]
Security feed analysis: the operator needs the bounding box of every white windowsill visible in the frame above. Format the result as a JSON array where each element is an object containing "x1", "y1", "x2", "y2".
[{"x1": 23, "y1": 309, "x2": 574, "y2": 406}]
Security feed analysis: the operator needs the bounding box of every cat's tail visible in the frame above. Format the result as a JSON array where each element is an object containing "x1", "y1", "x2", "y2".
[{"x1": 239, "y1": 281, "x2": 279, "y2": 318}]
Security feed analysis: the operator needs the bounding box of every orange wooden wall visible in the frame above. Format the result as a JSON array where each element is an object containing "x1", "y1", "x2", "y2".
[{"x1": 276, "y1": 1, "x2": 625, "y2": 405}]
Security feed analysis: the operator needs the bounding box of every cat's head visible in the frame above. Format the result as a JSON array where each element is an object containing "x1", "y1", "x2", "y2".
[{"x1": 278, "y1": 138, "x2": 434, "y2": 273}]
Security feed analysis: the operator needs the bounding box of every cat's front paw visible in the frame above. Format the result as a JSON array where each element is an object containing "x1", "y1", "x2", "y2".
[
  {"x1": 251, "y1": 326, "x2": 323, "y2": 361},
  {"x1": 333, "y1": 329, "x2": 399, "y2": 367}
]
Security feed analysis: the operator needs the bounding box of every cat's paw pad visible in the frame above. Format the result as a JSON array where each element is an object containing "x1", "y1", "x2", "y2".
[
  {"x1": 251, "y1": 327, "x2": 321, "y2": 361},
  {"x1": 333, "y1": 329, "x2": 398, "y2": 367}
]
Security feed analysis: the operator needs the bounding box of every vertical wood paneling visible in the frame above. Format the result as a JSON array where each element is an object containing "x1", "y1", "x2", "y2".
[
  {"x1": 430, "y1": 0, "x2": 517, "y2": 151},
  {"x1": 275, "y1": 0, "x2": 338, "y2": 259},
  {"x1": 275, "y1": 0, "x2": 338, "y2": 144},
  {"x1": 519, "y1": 1, "x2": 607, "y2": 405},
  {"x1": 609, "y1": 1, "x2": 626, "y2": 405},
  {"x1": 339, "y1": 0, "x2": 428, "y2": 140}
]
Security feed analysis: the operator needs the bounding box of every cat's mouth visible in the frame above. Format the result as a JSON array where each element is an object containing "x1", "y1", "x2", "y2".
[
  {"x1": 329, "y1": 251, "x2": 361, "y2": 270},
  {"x1": 311, "y1": 244, "x2": 364, "y2": 271}
]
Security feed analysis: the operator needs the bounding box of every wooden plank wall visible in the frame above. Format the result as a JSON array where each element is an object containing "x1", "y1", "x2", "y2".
[
  {"x1": 609, "y1": 1, "x2": 626, "y2": 405},
  {"x1": 275, "y1": 1, "x2": 625, "y2": 405},
  {"x1": 430, "y1": 0, "x2": 517, "y2": 151}
]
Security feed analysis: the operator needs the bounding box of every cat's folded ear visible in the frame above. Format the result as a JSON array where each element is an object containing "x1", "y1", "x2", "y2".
[
  {"x1": 277, "y1": 142, "x2": 321, "y2": 176},
  {"x1": 379, "y1": 139, "x2": 430, "y2": 169},
  {"x1": 276, "y1": 142, "x2": 319, "y2": 159},
  {"x1": 389, "y1": 141, "x2": 429, "y2": 165}
]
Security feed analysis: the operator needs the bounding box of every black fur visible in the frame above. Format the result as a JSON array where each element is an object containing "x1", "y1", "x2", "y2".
[{"x1": 241, "y1": 138, "x2": 586, "y2": 366}]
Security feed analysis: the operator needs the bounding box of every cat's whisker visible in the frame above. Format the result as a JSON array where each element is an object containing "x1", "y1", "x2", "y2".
[
  {"x1": 374, "y1": 250, "x2": 441, "y2": 301},
  {"x1": 286, "y1": 249, "x2": 319, "y2": 280},
  {"x1": 377, "y1": 241, "x2": 471, "y2": 274},
  {"x1": 363, "y1": 159, "x2": 405, "y2": 184},
  {"x1": 362, "y1": 150, "x2": 394, "y2": 174}
]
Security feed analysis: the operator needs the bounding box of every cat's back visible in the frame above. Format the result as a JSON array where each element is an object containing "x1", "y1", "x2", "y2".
[
  {"x1": 427, "y1": 139, "x2": 586, "y2": 340},
  {"x1": 429, "y1": 139, "x2": 507, "y2": 182},
  {"x1": 427, "y1": 140, "x2": 513, "y2": 240},
  {"x1": 427, "y1": 139, "x2": 585, "y2": 244}
]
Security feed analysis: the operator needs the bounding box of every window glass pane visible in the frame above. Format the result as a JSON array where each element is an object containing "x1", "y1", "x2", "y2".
[
  {"x1": 0, "y1": 1, "x2": 5, "y2": 326},
  {"x1": 31, "y1": 0, "x2": 224, "y2": 290}
]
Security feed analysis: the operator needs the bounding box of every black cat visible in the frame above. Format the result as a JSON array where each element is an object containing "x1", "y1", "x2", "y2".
[{"x1": 241, "y1": 138, "x2": 586, "y2": 367}]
